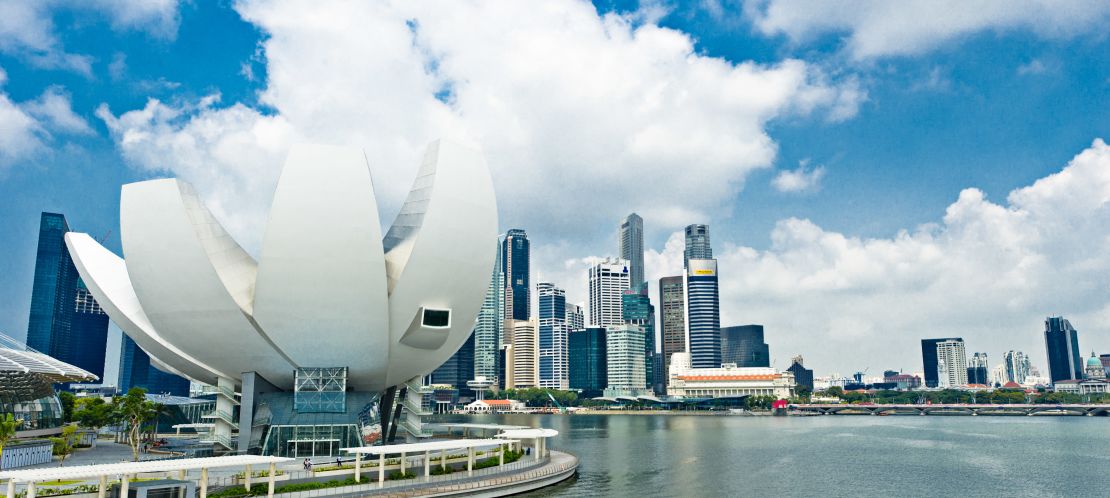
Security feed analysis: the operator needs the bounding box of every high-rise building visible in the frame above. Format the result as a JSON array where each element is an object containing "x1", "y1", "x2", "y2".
[
  {"x1": 787, "y1": 356, "x2": 814, "y2": 392},
  {"x1": 501, "y1": 229, "x2": 530, "y2": 321},
  {"x1": 588, "y1": 258, "x2": 630, "y2": 327},
  {"x1": 568, "y1": 327, "x2": 607, "y2": 398},
  {"x1": 604, "y1": 324, "x2": 646, "y2": 397},
  {"x1": 566, "y1": 303, "x2": 584, "y2": 332},
  {"x1": 967, "y1": 352, "x2": 989, "y2": 385},
  {"x1": 619, "y1": 213, "x2": 645, "y2": 291},
  {"x1": 537, "y1": 283, "x2": 569, "y2": 389},
  {"x1": 623, "y1": 287, "x2": 657, "y2": 391},
  {"x1": 430, "y1": 333, "x2": 475, "y2": 399},
  {"x1": 720, "y1": 325, "x2": 770, "y2": 368},
  {"x1": 659, "y1": 276, "x2": 686, "y2": 376},
  {"x1": 934, "y1": 339, "x2": 968, "y2": 388},
  {"x1": 921, "y1": 338, "x2": 963, "y2": 388},
  {"x1": 683, "y1": 224, "x2": 711, "y2": 269},
  {"x1": 506, "y1": 318, "x2": 538, "y2": 388},
  {"x1": 1002, "y1": 350, "x2": 1030, "y2": 384},
  {"x1": 684, "y1": 259, "x2": 721, "y2": 369},
  {"x1": 473, "y1": 241, "x2": 504, "y2": 382},
  {"x1": 1100, "y1": 354, "x2": 1110, "y2": 377},
  {"x1": 26, "y1": 212, "x2": 110, "y2": 381},
  {"x1": 498, "y1": 344, "x2": 513, "y2": 390},
  {"x1": 118, "y1": 335, "x2": 190, "y2": 396},
  {"x1": 1044, "y1": 316, "x2": 1082, "y2": 384}
]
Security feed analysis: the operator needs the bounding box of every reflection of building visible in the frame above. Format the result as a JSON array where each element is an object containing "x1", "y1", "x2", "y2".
[
  {"x1": 604, "y1": 325, "x2": 646, "y2": 397},
  {"x1": 1044, "y1": 316, "x2": 1083, "y2": 384},
  {"x1": 720, "y1": 325, "x2": 770, "y2": 368},
  {"x1": 667, "y1": 353, "x2": 794, "y2": 399},
  {"x1": 659, "y1": 276, "x2": 685, "y2": 376},
  {"x1": 589, "y1": 259, "x2": 630, "y2": 327},
  {"x1": 119, "y1": 335, "x2": 190, "y2": 397},
  {"x1": 26, "y1": 212, "x2": 110, "y2": 383},
  {"x1": 619, "y1": 213, "x2": 645, "y2": 291},
  {"x1": 568, "y1": 327, "x2": 606, "y2": 398},
  {"x1": 685, "y1": 259, "x2": 721, "y2": 369},
  {"x1": 787, "y1": 356, "x2": 814, "y2": 391},
  {"x1": 538, "y1": 283, "x2": 569, "y2": 389},
  {"x1": 0, "y1": 333, "x2": 96, "y2": 436}
]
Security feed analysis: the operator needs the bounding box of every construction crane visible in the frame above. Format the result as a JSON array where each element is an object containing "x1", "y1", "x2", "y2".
[
  {"x1": 96, "y1": 229, "x2": 113, "y2": 244},
  {"x1": 546, "y1": 392, "x2": 566, "y2": 414}
]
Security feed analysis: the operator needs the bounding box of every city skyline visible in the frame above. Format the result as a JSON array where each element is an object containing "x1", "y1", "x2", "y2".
[{"x1": 0, "y1": 1, "x2": 1108, "y2": 376}]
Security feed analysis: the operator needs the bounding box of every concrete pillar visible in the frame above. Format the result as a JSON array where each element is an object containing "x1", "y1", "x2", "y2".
[
  {"x1": 440, "y1": 449, "x2": 446, "y2": 470},
  {"x1": 378, "y1": 453, "x2": 385, "y2": 488},
  {"x1": 267, "y1": 463, "x2": 275, "y2": 498},
  {"x1": 26, "y1": 482, "x2": 35, "y2": 498},
  {"x1": 199, "y1": 469, "x2": 207, "y2": 498},
  {"x1": 98, "y1": 476, "x2": 107, "y2": 498},
  {"x1": 424, "y1": 450, "x2": 430, "y2": 481},
  {"x1": 5, "y1": 479, "x2": 12, "y2": 498},
  {"x1": 177, "y1": 470, "x2": 186, "y2": 498},
  {"x1": 244, "y1": 464, "x2": 252, "y2": 490},
  {"x1": 400, "y1": 452, "x2": 406, "y2": 474},
  {"x1": 499, "y1": 443, "x2": 504, "y2": 466},
  {"x1": 467, "y1": 447, "x2": 474, "y2": 476},
  {"x1": 355, "y1": 453, "x2": 361, "y2": 482}
]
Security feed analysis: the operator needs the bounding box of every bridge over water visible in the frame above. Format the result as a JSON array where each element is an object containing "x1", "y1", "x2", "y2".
[{"x1": 790, "y1": 403, "x2": 1110, "y2": 416}]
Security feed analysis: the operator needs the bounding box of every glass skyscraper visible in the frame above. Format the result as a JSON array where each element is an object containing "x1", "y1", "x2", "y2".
[
  {"x1": 430, "y1": 333, "x2": 475, "y2": 398},
  {"x1": 720, "y1": 325, "x2": 770, "y2": 368},
  {"x1": 683, "y1": 224, "x2": 711, "y2": 269},
  {"x1": 537, "y1": 282, "x2": 568, "y2": 389},
  {"x1": 118, "y1": 334, "x2": 190, "y2": 396},
  {"x1": 26, "y1": 212, "x2": 110, "y2": 381},
  {"x1": 659, "y1": 276, "x2": 685, "y2": 376},
  {"x1": 473, "y1": 240, "x2": 504, "y2": 382},
  {"x1": 501, "y1": 229, "x2": 530, "y2": 321},
  {"x1": 622, "y1": 287, "x2": 657, "y2": 391},
  {"x1": 1044, "y1": 316, "x2": 1082, "y2": 384},
  {"x1": 684, "y1": 259, "x2": 720, "y2": 369},
  {"x1": 619, "y1": 213, "x2": 645, "y2": 291},
  {"x1": 568, "y1": 327, "x2": 607, "y2": 398}
]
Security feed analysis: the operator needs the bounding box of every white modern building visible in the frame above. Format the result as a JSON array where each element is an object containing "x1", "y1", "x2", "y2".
[
  {"x1": 603, "y1": 324, "x2": 646, "y2": 397},
  {"x1": 64, "y1": 141, "x2": 498, "y2": 455},
  {"x1": 566, "y1": 303, "x2": 584, "y2": 332},
  {"x1": 506, "y1": 319, "x2": 538, "y2": 389},
  {"x1": 589, "y1": 259, "x2": 630, "y2": 327},
  {"x1": 667, "y1": 353, "x2": 795, "y2": 399},
  {"x1": 1003, "y1": 350, "x2": 1030, "y2": 384},
  {"x1": 936, "y1": 339, "x2": 968, "y2": 388}
]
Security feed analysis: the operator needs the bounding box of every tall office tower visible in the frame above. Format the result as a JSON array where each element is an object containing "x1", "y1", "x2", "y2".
[
  {"x1": 787, "y1": 356, "x2": 814, "y2": 391},
  {"x1": 1003, "y1": 350, "x2": 1029, "y2": 384},
  {"x1": 430, "y1": 333, "x2": 475, "y2": 399},
  {"x1": 934, "y1": 338, "x2": 968, "y2": 388},
  {"x1": 966, "y1": 352, "x2": 989, "y2": 385},
  {"x1": 473, "y1": 242, "x2": 505, "y2": 382},
  {"x1": 720, "y1": 325, "x2": 770, "y2": 367},
  {"x1": 537, "y1": 283, "x2": 569, "y2": 389},
  {"x1": 26, "y1": 212, "x2": 110, "y2": 380},
  {"x1": 1044, "y1": 316, "x2": 1082, "y2": 384},
  {"x1": 921, "y1": 338, "x2": 961, "y2": 388},
  {"x1": 501, "y1": 229, "x2": 530, "y2": 321},
  {"x1": 498, "y1": 344, "x2": 513, "y2": 390},
  {"x1": 566, "y1": 303, "x2": 584, "y2": 331},
  {"x1": 659, "y1": 276, "x2": 686, "y2": 376},
  {"x1": 683, "y1": 224, "x2": 711, "y2": 269},
  {"x1": 118, "y1": 335, "x2": 190, "y2": 396},
  {"x1": 623, "y1": 287, "x2": 656, "y2": 391},
  {"x1": 568, "y1": 327, "x2": 607, "y2": 398},
  {"x1": 619, "y1": 213, "x2": 645, "y2": 291},
  {"x1": 604, "y1": 324, "x2": 647, "y2": 397},
  {"x1": 506, "y1": 318, "x2": 538, "y2": 388},
  {"x1": 588, "y1": 258, "x2": 630, "y2": 327},
  {"x1": 684, "y1": 259, "x2": 721, "y2": 369}
]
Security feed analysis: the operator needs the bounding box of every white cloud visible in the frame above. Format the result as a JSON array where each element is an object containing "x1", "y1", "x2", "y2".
[
  {"x1": 22, "y1": 86, "x2": 93, "y2": 135},
  {"x1": 0, "y1": 92, "x2": 45, "y2": 168},
  {"x1": 772, "y1": 160, "x2": 825, "y2": 193},
  {"x1": 745, "y1": 0, "x2": 1110, "y2": 59},
  {"x1": 98, "y1": 0, "x2": 865, "y2": 251},
  {"x1": 0, "y1": 71, "x2": 90, "y2": 169}
]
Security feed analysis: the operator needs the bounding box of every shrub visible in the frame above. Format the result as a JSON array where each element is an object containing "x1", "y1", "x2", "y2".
[
  {"x1": 430, "y1": 465, "x2": 455, "y2": 475},
  {"x1": 387, "y1": 471, "x2": 416, "y2": 480}
]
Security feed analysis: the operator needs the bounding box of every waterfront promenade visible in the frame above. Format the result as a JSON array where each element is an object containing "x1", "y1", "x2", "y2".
[{"x1": 790, "y1": 403, "x2": 1110, "y2": 416}]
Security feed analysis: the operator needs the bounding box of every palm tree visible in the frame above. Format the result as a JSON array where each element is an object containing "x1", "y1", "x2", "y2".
[{"x1": 0, "y1": 413, "x2": 23, "y2": 460}]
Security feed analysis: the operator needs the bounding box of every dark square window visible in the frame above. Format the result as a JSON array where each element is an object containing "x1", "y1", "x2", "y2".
[{"x1": 423, "y1": 309, "x2": 450, "y2": 327}]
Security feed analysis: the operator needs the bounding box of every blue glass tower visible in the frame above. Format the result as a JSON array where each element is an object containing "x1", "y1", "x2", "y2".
[
  {"x1": 685, "y1": 259, "x2": 721, "y2": 369},
  {"x1": 623, "y1": 287, "x2": 657, "y2": 391},
  {"x1": 430, "y1": 333, "x2": 475, "y2": 398},
  {"x1": 1044, "y1": 316, "x2": 1082, "y2": 384},
  {"x1": 568, "y1": 327, "x2": 607, "y2": 398},
  {"x1": 720, "y1": 325, "x2": 770, "y2": 367},
  {"x1": 26, "y1": 212, "x2": 109, "y2": 381},
  {"x1": 537, "y1": 282, "x2": 568, "y2": 389},
  {"x1": 501, "y1": 229, "x2": 530, "y2": 321},
  {"x1": 119, "y1": 334, "x2": 190, "y2": 396}
]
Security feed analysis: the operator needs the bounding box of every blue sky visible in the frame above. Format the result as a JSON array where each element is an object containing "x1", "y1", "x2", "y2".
[{"x1": 0, "y1": 1, "x2": 1107, "y2": 376}]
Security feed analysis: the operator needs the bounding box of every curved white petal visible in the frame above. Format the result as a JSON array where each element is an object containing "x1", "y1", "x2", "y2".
[
  {"x1": 121, "y1": 179, "x2": 296, "y2": 387},
  {"x1": 383, "y1": 140, "x2": 499, "y2": 386},
  {"x1": 253, "y1": 144, "x2": 391, "y2": 390},
  {"x1": 64, "y1": 232, "x2": 224, "y2": 385}
]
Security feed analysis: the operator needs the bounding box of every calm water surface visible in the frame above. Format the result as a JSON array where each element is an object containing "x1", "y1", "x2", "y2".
[{"x1": 434, "y1": 413, "x2": 1109, "y2": 497}]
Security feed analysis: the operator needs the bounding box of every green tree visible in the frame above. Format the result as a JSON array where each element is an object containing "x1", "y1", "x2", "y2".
[
  {"x1": 59, "y1": 391, "x2": 76, "y2": 423},
  {"x1": 74, "y1": 397, "x2": 115, "y2": 432},
  {"x1": 0, "y1": 413, "x2": 23, "y2": 461},
  {"x1": 824, "y1": 386, "x2": 844, "y2": 398},
  {"x1": 114, "y1": 387, "x2": 158, "y2": 461},
  {"x1": 50, "y1": 425, "x2": 78, "y2": 464}
]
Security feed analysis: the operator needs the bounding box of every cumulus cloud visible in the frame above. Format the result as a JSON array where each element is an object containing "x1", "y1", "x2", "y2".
[
  {"x1": 0, "y1": 72, "x2": 90, "y2": 169},
  {"x1": 23, "y1": 86, "x2": 93, "y2": 135},
  {"x1": 744, "y1": 0, "x2": 1110, "y2": 59},
  {"x1": 98, "y1": 0, "x2": 865, "y2": 251},
  {"x1": 772, "y1": 160, "x2": 825, "y2": 193}
]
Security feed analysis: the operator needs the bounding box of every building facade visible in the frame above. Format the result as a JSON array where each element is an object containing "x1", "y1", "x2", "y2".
[
  {"x1": 430, "y1": 333, "x2": 475, "y2": 400},
  {"x1": 537, "y1": 282, "x2": 569, "y2": 389},
  {"x1": 604, "y1": 325, "x2": 647, "y2": 397},
  {"x1": 568, "y1": 327, "x2": 607, "y2": 398},
  {"x1": 659, "y1": 276, "x2": 686, "y2": 376},
  {"x1": 967, "y1": 352, "x2": 989, "y2": 385},
  {"x1": 566, "y1": 303, "x2": 584, "y2": 331},
  {"x1": 588, "y1": 258, "x2": 630, "y2": 327},
  {"x1": 622, "y1": 287, "x2": 656, "y2": 391},
  {"x1": 473, "y1": 240, "x2": 504, "y2": 383},
  {"x1": 1002, "y1": 350, "x2": 1030, "y2": 384},
  {"x1": 921, "y1": 337, "x2": 965, "y2": 388},
  {"x1": 26, "y1": 212, "x2": 110, "y2": 382},
  {"x1": 720, "y1": 325, "x2": 770, "y2": 368},
  {"x1": 935, "y1": 339, "x2": 968, "y2": 388},
  {"x1": 502, "y1": 228, "x2": 530, "y2": 321},
  {"x1": 786, "y1": 356, "x2": 814, "y2": 392},
  {"x1": 1044, "y1": 316, "x2": 1082, "y2": 384},
  {"x1": 118, "y1": 335, "x2": 190, "y2": 397},
  {"x1": 619, "y1": 213, "x2": 645, "y2": 291},
  {"x1": 667, "y1": 353, "x2": 795, "y2": 399},
  {"x1": 683, "y1": 224, "x2": 712, "y2": 269},
  {"x1": 507, "y1": 318, "x2": 538, "y2": 388},
  {"x1": 684, "y1": 259, "x2": 721, "y2": 369}
]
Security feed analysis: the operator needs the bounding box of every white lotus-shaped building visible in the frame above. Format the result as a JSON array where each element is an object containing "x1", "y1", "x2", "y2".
[{"x1": 65, "y1": 140, "x2": 497, "y2": 452}]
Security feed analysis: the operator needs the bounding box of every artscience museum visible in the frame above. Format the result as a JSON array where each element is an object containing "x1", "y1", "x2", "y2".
[{"x1": 65, "y1": 140, "x2": 498, "y2": 457}]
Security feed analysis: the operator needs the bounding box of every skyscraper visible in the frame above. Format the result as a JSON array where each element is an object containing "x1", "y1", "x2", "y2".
[
  {"x1": 473, "y1": 241, "x2": 504, "y2": 382},
  {"x1": 118, "y1": 334, "x2": 190, "y2": 396},
  {"x1": 537, "y1": 283, "x2": 569, "y2": 389},
  {"x1": 501, "y1": 229, "x2": 530, "y2": 321},
  {"x1": 588, "y1": 258, "x2": 630, "y2": 327},
  {"x1": 604, "y1": 324, "x2": 646, "y2": 397},
  {"x1": 26, "y1": 212, "x2": 110, "y2": 381},
  {"x1": 659, "y1": 276, "x2": 685, "y2": 376},
  {"x1": 619, "y1": 213, "x2": 645, "y2": 291},
  {"x1": 566, "y1": 303, "x2": 584, "y2": 332},
  {"x1": 568, "y1": 327, "x2": 607, "y2": 398},
  {"x1": 921, "y1": 337, "x2": 967, "y2": 388},
  {"x1": 623, "y1": 287, "x2": 656, "y2": 391},
  {"x1": 684, "y1": 259, "x2": 721, "y2": 369},
  {"x1": 430, "y1": 333, "x2": 475, "y2": 398},
  {"x1": 1003, "y1": 350, "x2": 1029, "y2": 384},
  {"x1": 720, "y1": 325, "x2": 770, "y2": 368},
  {"x1": 787, "y1": 356, "x2": 814, "y2": 392},
  {"x1": 967, "y1": 352, "x2": 989, "y2": 385},
  {"x1": 506, "y1": 318, "x2": 538, "y2": 388},
  {"x1": 1044, "y1": 316, "x2": 1082, "y2": 384},
  {"x1": 683, "y1": 224, "x2": 711, "y2": 269}
]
